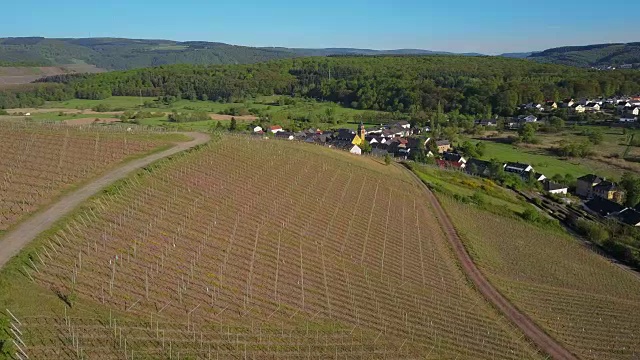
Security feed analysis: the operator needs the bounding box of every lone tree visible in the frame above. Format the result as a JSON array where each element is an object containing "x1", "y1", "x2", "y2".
[
  {"x1": 384, "y1": 153, "x2": 392, "y2": 165},
  {"x1": 620, "y1": 172, "x2": 640, "y2": 207},
  {"x1": 518, "y1": 123, "x2": 537, "y2": 143},
  {"x1": 228, "y1": 117, "x2": 237, "y2": 131}
]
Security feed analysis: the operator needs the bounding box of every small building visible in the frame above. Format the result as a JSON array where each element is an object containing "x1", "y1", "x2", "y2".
[
  {"x1": 517, "y1": 115, "x2": 538, "y2": 123},
  {"x1": 593, "y1": 181, "x2": 624, "y2": 203},
  {"x1": 394, "y1": 120, "x2": 411, "y2": 129},
  {"x1": 576, "y1": 174, "x2": 602, "y2": 197},
  {"x1": 466, "y1": 159, "x2": 492, "y2": 177},
  {"x1": 349, "y1": 145, "x2": 362, "y2": 155},
  {"x1": 436, "y1": 159, "x2": 465, "y2": 170},
  {"x1": 561, "y1": 99, "x2": 575, "y2": 108},
  {"x1": 625, "y1": 107, "x2": 640, "y2": 116},
  {"x1": 545, "y1": 101, "x2": 558, "y2": 110},
  {"x1": 544, "y1": 180, "x2": 568, "y2": 195},
  {"x1": 434, "y1": 140, "x2": 451, "y2": 154},
  {"x1": 617, "y1": 209, "x2": 640, "y2": 227},
  {"x1": 572, "y1": 104, "x2": 586, "y2": 113},
  {"x1": 253, "y1": 126, "x2": 263, "y2": 133},
  {"x1": 585, "y1": 197, "x2": 626, "y2": 217},
  {"x1": 475, "y1": 119, "x2": 498, "y2": 127},
  {"x1": 504, "y1": 162, "x2": 534, "y2": 174},
  {"x1": 371, "y1": 143, "x2": 389, "y2": 157},
  {"x1": 442, "y1": 152, "x2": 467, "y2": 165},
  {"x1": 532, "y1": 172, "x2": 547, "y2": 182},
  {"x1": 585, "y1": 103, "x2": 601, "y2": 112},
  {"x1": 270, "y1": 125, "x2": 284, "y2": 134}
]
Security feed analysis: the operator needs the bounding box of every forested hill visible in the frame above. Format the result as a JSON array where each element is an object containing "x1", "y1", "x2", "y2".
[
  {"x1": 529, "y1": 42, "x2": 640, "y2": 67},
  {"x1": 12, "y1": 56, "x2": 638, "y2": 116},
  {"x1": 0, "y1": 37, "x2": 470, "y2": 70}
]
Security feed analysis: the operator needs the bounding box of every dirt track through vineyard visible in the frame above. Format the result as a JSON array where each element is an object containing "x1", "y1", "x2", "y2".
[
  {"x1": 401, "y1": 164, "x2": 579, "y2": 360},
  {"x1": 0, "y1": 132, "x2": 210, "y2": 269}
]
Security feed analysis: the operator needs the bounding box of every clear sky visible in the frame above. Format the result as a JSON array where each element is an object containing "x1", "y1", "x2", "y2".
[{"x1": 0, "y1": 0, "x2": 635, "y2": 54}]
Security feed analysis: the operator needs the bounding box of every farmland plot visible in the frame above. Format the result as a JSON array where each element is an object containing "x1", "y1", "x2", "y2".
[
  {"x1": 0, "y1": 121, "x2": 178, "y2": 230},
  {"x1": 0, "y1": 136, "x2": 542, "y2": 359},
  {"x1": 440, "y1": 197, "x2": 640, "y2": 360}
]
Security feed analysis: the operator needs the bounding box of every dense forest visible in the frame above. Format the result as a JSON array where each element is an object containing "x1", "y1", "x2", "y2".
[{"x1": 3, "y1": 56, "x2": 640, "y2": 117}]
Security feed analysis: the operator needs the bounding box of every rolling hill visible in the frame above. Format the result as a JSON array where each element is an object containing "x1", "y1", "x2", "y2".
[
  {"x1": 528, "y1": 42, "x2": 640, "y2": 67},
  {"x1": 0, "y1": 37, "x2": 477, "y2": 71},
  {"x1": 0, "y1": 135, "x2": 543, "y2": 359}
]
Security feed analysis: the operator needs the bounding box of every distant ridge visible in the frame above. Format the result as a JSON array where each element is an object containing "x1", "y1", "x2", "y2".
[
  {"x1": 1, "y1": 37, "x2": 638, "y2": 70},
  {"x1": 527, "y1": 42, "x2": 640, "y2": 67},
  {"x1": 0, "y1": 37, "x2": 485, "y2": 71}
]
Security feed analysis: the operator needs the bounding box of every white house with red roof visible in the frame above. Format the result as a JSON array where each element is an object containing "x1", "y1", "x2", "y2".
[{"x1": 270, "y1": 125, "x2": 284, "y2": 134}]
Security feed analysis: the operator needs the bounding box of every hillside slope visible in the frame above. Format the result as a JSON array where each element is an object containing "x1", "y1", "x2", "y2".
[
  {"x1": 529, "y1": 42, "x2": 640, "y2": 67},
  {"x1": 440, "y1": 197, "x2": 640, "y2": 359},
  {"x1": 0, "y1": 37, "x2": 474, "y2": 71},
  {"x1": 0, "y1": 136, "x2": 541, "y2": 359}
]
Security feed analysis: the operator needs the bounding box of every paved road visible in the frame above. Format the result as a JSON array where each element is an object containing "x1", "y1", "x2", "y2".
[
  {"x1": 0, "y1": 132, "x2": 210, "y2": 270},
  {"x1": 401, "y1": 165, "x2": 578, "y2": 360}
]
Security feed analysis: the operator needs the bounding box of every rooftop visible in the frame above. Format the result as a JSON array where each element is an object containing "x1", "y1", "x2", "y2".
[{"x1": 618, "y1": 209, "x2": 640, "y2": 226}]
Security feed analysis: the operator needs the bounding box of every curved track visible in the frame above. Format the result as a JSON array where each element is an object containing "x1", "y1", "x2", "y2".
[
  {"x1": 0, "y1": 132, "x2": 210, "y2": 269},
  {"x1": 402, "y1": 165, "x2": 578, "y2": 360}
]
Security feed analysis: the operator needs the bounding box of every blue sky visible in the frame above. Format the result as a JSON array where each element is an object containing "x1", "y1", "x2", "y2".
[{"x1": 1, "y1": 0, "x2": 636, "y2": 54}]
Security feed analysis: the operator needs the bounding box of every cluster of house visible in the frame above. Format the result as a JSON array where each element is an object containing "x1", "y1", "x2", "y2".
[
  {"x1": 435, "y1": 155, "x2": 570, "y2": 194},
  {"x1": 578, "y1": 174, "x2": 640, "y2": 227},
  {"x1": 254, "y1": 121, "x2": 439, "y2": 158},
  {"x1": 520, "y1": 96, "x2": 640, "y2": 122},
  {"x1": 437, "y1": 156, "x2": 640, "y2": 227}
]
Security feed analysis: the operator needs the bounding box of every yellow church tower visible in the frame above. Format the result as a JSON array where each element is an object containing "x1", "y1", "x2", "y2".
[{"x1": 352, "y1": 121, "x2": 366, "y2": 145}]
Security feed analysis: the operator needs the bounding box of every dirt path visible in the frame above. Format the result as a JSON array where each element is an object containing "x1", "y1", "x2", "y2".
[
  {"x1": 0, "y1": 132, "x2": 210, "y2": 270},
  {"x1": 401, "y1": 164, "x2": 578, "y2": 360}
]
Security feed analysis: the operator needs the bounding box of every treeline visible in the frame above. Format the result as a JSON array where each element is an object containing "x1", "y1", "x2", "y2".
[
  {"x1": 0, "y1": 84, "x2": 74, "y2": 109},
  {"x1": 9, "y1": 56, "x2": 640, "y2": 116}
]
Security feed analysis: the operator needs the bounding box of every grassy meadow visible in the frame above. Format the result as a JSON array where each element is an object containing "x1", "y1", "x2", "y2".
[
  {"x1": 4, "y1": 95, "x2": 388, "y2": 131},
  {"x1": 473, "y1": 124, "x2": 640, "y2": 180}
]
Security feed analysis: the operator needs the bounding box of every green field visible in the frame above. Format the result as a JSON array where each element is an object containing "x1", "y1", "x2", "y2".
[
  {"x1": 29, "y1": 95, "x2": 389, "y2": 131},
  {"x1": 472, "y1": 140, "x2": 602, "y2": 179},
  {"x1": 411, "y1": 164, "x2": 529, "y2": 214}
]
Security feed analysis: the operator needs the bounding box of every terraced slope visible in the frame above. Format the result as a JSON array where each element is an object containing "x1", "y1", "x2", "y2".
[
  {"x1": 0, "y1": 136, "x2": 541, "y2": 359},
  {"x1": 0, "y1": 121, "x2": 181, "y2": 230},
  {"x1": 440, "y1": 197, "x2": 640, "y2": 359}
]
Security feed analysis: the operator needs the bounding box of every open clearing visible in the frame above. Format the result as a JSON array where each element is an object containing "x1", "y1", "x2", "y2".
[
  {"x1": 440, "y1": 196, "x2": 640, "y2": 359},
  {"x1": 0, "y1": 136, "x2": 541, "y2": 359},
  {"x1": 0, "y1": 65, "x2": 104, "y2": 87}
]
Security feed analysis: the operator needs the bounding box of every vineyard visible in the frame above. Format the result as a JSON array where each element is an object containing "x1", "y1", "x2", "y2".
[
  {"x1": 439, "y1": 196, "x2": 640, "y2": 360},
  {"x1": 0, "y1": 121, "x2": 180, "y2": 230},
  {"x1": 0, "y1": 136, "x2": 542, "y2": 359}
]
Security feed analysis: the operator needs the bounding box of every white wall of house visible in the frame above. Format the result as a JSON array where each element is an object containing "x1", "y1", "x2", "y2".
[{"x1": 549, "y1": 188, "x2": 568, "y2": 195}]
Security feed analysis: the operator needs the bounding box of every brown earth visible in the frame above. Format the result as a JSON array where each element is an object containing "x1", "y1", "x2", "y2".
[
  {"x1": 401, "y1": 164, "x2": 579, "y2": 360},
  {"x1": 62, "y1": 117, "x2": 121, "y2": 125},
  {"x1": 0, "y1": 132, "x2": 211, "y2": 270},
  {"x1": 0, "y1": 65, "x2": 104, "y2": 86}
]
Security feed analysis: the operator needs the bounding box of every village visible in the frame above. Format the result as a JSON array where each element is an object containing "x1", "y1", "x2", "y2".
[{"x1": 254, "y1": 96, "x2": 640, "y2": 230}]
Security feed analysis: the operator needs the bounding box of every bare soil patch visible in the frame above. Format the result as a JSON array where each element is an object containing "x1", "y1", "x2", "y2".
[
  {"x1": 62, "y1": 117, "x2": 121, "y2": 125},
  {"x1": 0, "y1": 65, "x2": 105, "y2": 86}
]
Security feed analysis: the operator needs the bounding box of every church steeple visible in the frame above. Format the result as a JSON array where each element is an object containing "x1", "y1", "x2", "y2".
[{"x1": 358, "y1": 121, "x2": 366, "y2": 140}]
